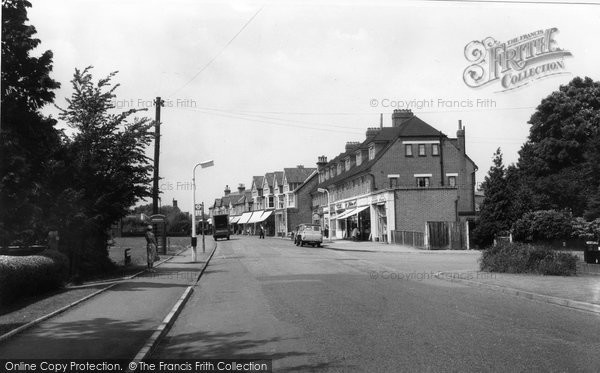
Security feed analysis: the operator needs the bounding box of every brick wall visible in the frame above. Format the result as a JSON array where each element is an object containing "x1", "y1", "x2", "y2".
[
  {"x1": 288, "y1": 175, "x2": 318, "y2": 230},
  {"x1": 372, "y1": 138, "x2": 476, "y2": 213},
  {"x1": 394, "y1": 188, "x2": 457, "y2": 232}
]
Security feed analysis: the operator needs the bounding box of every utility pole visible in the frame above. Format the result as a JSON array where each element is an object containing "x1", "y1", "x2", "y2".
[
  {"x1": 153, "y1": 97, "x2": 164, "y2": 215},
  {"x1": 201, "y1": 202, "x2": 206, "y2": 253}
]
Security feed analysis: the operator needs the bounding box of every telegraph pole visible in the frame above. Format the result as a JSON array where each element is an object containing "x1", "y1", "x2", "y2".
[{"x1": 153, "y1": 97, "x2": 164, "y2": 215}]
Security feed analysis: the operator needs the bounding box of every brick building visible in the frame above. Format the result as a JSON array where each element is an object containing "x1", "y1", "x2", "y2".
[{"x1": 312, "y1": 109, "x2": 477, "y2": 248}]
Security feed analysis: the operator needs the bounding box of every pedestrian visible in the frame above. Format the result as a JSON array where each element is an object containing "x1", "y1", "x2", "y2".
[
  {"x1": 145, "y1": 225, "x2": 157, "y2": 272},
  {"x1": 259, "y1": 224, "x2": 265, "y2": 239},
  {"x1": 352, "y1": 226, "x2": 359, "y2": 241}
]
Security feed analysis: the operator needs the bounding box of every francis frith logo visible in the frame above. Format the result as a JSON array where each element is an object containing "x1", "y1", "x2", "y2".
[{"x1": 463, "y1": 28, "x2": 572, "y2": 92}]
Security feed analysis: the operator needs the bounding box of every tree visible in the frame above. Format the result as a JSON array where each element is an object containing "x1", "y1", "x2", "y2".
[
  {"x1": 1, "y1": 0, "x2": 62, "y2": 246},
  {"x1": 55, "y1": 67, "x2": 154, "y2": 275},
  {"x1": 517, "y1": 77, "x2": 600, "y2": 217},
  {"x1": 472, "y1": 148, "x2": 513, "y2": 247}
]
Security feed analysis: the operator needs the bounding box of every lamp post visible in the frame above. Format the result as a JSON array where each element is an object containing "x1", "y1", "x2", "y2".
[
  {"x1": 192, "y1": 160, "x2": 214, "y2": 262},
  {"x1": 317, "y1": 188, "x2": 332, "y2": 242}
]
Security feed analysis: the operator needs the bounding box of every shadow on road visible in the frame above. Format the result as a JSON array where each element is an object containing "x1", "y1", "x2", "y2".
[{"x1": 155, "y1": 330, "x2": 342, "y2": 372}]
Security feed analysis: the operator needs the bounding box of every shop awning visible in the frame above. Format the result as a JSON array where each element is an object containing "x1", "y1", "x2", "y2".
[
  {"x1": 237, "y1": 212, "x2": 252, "y2": 224},
  {"x1": 256, "y1": 210, "x2": 273, "y2": 222},
  {"x1": 247, "y1": 211, "x2": 264, "y2": 224},
  {"x1": 230, "y1": 216, "x2": 240, "y2": 224},
  {"x1": 335, "y1": 205, "x2": 370, "y2": 220},
  {"x1": 334, "y1": 209, "x2": 355, "y2": 220}
]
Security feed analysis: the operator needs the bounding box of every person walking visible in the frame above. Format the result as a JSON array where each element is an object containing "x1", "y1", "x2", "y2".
[
  {"x1": 145, "y1": 225, "x2": 157, "y2": 272},
  {"x1": 259, "y1": 224, "x2": 265, "y2": 239}
]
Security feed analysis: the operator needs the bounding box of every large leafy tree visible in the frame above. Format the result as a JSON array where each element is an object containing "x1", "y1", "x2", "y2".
[
  {"x1": 472, "y1": 148, "x2": 513, "y2": 247},
  {"x1": 55, "y1": 67, "x2": 154, "y2": 275},
  {"x1": 1, "y1": 0, "x2": 62, "y2": 246},
  {"x1": 517, "y1": 77, "x2": 600, "y2": 217}
]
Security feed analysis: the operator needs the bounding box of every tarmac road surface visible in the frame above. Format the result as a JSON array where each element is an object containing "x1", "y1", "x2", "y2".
[{"x1": 154, "y1": 236, "x2": 600, "y2": 372}]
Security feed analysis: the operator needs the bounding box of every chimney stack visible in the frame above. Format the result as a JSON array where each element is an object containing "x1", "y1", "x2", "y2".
[
  {"x1": 317, "y1": 155, "x2": 328, "y2": 171},
  {"x1": 345, "y1": 141, "x2": 360, "y2": 152},
  {"x1": 365, "y1": 127, "x2": 381, "y2": 140},
  {"x1": 392, "y1": 109, "x2": 414, "y2": 127},
  {"x1": 172, "y1": 198, "x2": 178, "y2": 209},
  {"x1": 297, "y1": 165, "x2": 304, "y2": 169},
  {"x1": 224, "y1": 185, "x2": 231, "y2": 195},
  {"x1": 457, "y1": 120, "x2": 465, "y2": 154},
  {"x1": 237, "y1": 183, "x2": 245, "y2": 193},
  {"x1": 380, "y1": 113, "x2": 383, "y2": 128}
]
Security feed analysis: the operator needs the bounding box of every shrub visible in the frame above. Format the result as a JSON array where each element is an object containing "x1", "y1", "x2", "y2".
[
  {"x1": 0, "y1": 250, "x2": 69, "y2": 306},
  {"x1": 512, "y1": 210, "x2": 573, "y2": 242},
  {"x1": 480, "y1": 242, "x2": 577, "y2": 276}
]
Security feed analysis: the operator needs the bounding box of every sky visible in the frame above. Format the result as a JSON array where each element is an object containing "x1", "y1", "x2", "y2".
[{"x1": 28, "y1": 0, "x2": 600, "y2": 214}]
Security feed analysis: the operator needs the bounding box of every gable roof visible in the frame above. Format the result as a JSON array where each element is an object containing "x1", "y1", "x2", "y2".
[
  {"x1": 252, "y1": 176, "x2": 264, "y2": 190},
  {"x1": 273, "y1": 171, "x2": 284, "y2": 187},
  {"x1": 284, "y1": 167, "x2": 317, "y2": 184},
  {"x1": 264, "y1": 172, "x2": 275, "y2": 187},
  {"x1": 317, "y1": 115, "x2": 453, "y2": 188}
]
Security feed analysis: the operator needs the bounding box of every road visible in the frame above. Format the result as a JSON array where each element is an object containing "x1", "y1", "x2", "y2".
[{"x1": 154, "y1": 236, "x2": 600, "y2": 372}]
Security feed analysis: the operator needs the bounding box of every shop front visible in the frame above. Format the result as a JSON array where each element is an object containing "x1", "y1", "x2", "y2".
[{"x1": 329, "y1": 191, "x2": 395, "y2": 242}]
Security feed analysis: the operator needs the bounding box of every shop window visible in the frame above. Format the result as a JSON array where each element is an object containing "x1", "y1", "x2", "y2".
[
  {"x1": 432, "y1": 144, "x2": 439, "y2": 156},
  {"x1": 416, "y1": 177, "x2": 430, "y2": 188},
  {"x1": 405, "y1": 144, "x2": 413, "y2": 157},
  {"x1": 418, "y1": 144, "x2": 426, "y2": 156},
  {"x1": 448, "y1": 176, "x2": 457, "y2": 187}
]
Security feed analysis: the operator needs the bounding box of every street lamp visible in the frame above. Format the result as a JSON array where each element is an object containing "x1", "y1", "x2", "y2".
[
  {"x1": 192, "y1": 160, "x2": 214, "y2": 262},
  {"x1": 317, "y1": 188, "x2": 332, "y2": 242}
]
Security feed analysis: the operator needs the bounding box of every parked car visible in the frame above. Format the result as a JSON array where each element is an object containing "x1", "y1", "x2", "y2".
[{"x1": 295, "y1": 224, "x2": 323, "y2": 247}]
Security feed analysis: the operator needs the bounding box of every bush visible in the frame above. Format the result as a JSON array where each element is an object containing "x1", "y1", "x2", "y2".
[
  {"x1": 480, "y1": 242, "x2": 577, "y2": 276},
  {"x1": 0, "y1": 250, "x2": 69, "y2": 306},
  {"x1": 512, "y1": 210, "x2": 573, "y2": 242}
]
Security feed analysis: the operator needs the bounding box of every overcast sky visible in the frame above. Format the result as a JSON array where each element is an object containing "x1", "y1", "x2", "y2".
[{"x1": 29, "y1": 0, "x2": 600, "y2": 213}]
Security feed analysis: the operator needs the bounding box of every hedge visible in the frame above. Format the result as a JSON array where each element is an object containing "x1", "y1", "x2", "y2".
[
  {"x1": 0, "y1": 250, "x2": 69, "y2": 306},
  {"x1": 480, "y1": 242, "x2": 577, "y2": 276}
]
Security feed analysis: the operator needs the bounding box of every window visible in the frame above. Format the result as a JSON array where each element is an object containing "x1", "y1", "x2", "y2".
[
  {"x1": 356, "y1": 151, "x2": 362, "y2": 166},
  {"x1": 418, "y1": 144, "x2": 426, "y2": 156},
  {"x1": 416, "y1": 177, "x2": 430, "y2": 187},
  {"x1": 448, "y1": 176, "x2": 457, "y2": 187},
  {"x1": 432, "y1": 144, "x2": 439, "y2": 156},
  {"x1": 287, "y1": 194, "x2": 295, "y2": 207},
  {"x1": 278, "y1": 196, "x2": 284, "y2": 209},
  {"x1": 345, "y1": 157, "x2": 351, "y2": 171},
  {"x1": 268, "y1": 196, "x2": 274, "y2": 208},
  {"x1": 405, "y1": 144, "x2": 413, "y2": 157},
  {"x1": 337, "y1": 163, "x2": 342, "y2": 175},
  {"x1": 369, "y1": 145, "x2": 376, "y2": 160}
]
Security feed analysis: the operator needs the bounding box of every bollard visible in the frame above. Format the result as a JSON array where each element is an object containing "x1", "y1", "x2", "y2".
[{"x1": 124, "y1": 248, "x2": 131, "y2": 266}]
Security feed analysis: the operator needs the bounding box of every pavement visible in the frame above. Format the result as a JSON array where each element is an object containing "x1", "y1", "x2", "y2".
[
  {"x1": 0, "y1": 245, "x2": 213, "y2": 359},
  {"x1": 320, "y1": 238, "x2": 600, "y2": 309}
]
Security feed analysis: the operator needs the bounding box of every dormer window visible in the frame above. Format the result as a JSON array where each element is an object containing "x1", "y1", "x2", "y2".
[
  {"x1": 338, "y1": 163, "x2": 343, "y2": 174},
  {"x1": 356, "y1": 151, "x2": 362, "y2": 166},
  {"x1": 345, "y1": 157, "x2": 351, "y2": 171},
  {"x1": 368, "y1": 144, "x2": 375, "y2": 160}
]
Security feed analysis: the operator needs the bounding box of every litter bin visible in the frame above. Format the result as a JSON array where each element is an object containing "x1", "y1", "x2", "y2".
[
  {"x1": 584, "y1": 241, "x2": 600, "y2": 264},
  {"x1": 124, "y1": 248, "x2": 131, "y2": 266}
]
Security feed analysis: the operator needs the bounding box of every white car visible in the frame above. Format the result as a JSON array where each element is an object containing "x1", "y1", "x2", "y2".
[{"x1": 295, "y1": 224, "x2": 323, "y2": 247}]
